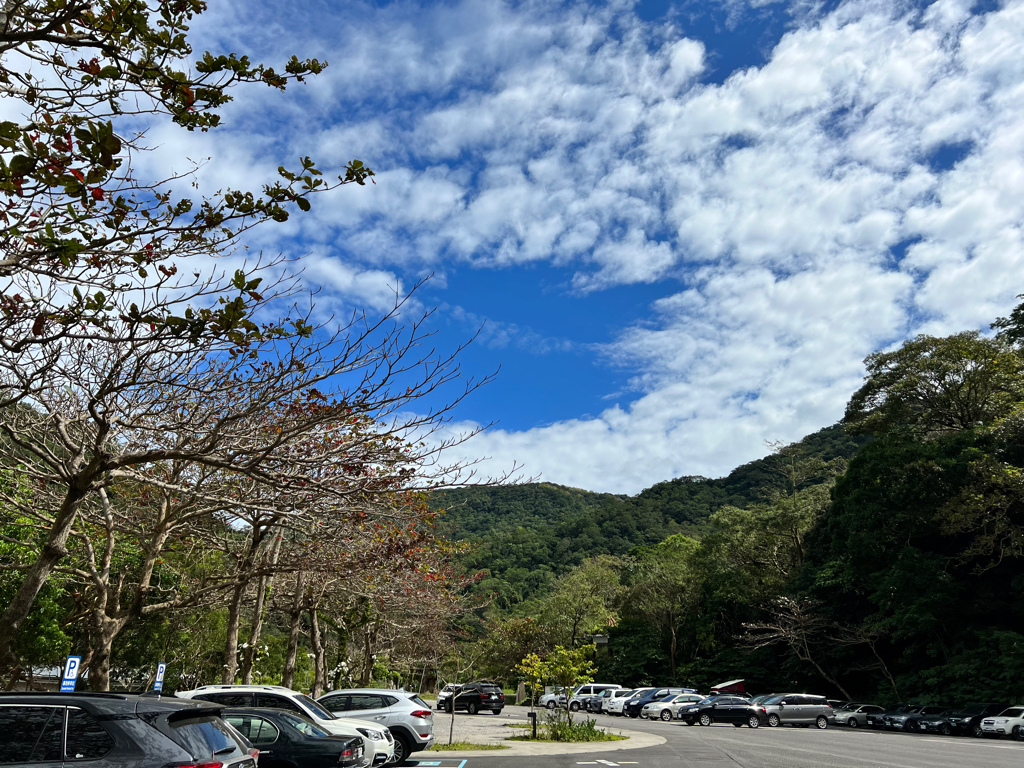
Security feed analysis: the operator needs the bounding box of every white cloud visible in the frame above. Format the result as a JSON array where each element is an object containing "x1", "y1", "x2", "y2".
[{"x1": 130, "y1": 0, "x2": 1024, "y2": 492}]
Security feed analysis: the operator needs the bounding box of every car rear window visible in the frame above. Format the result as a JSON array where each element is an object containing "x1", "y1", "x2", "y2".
[
  {"x1": 410, "y1": 696, "x2": 430, "y2": 709},
  {"x1": 167, "y1": 715, "x2": 246, "y2": 759},
  {"x1": 66, "y1": 708, "x2": 115, "y2": 760}
]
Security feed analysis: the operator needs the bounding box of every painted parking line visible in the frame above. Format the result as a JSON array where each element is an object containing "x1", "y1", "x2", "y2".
[{"x1": 408, "y1": 760, "x2": 468, "y2": 768}]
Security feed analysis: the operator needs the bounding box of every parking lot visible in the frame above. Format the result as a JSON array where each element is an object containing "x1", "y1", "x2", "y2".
[{"x1": 414, "y1": 706, "x2": 1024, "y2": 768}]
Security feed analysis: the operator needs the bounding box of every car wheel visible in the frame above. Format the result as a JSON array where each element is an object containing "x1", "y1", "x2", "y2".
[
  {"x1": 391, "y1": 733, "x2": 411, "y2": 766},
  {"x1": 848, "y1": 717, "x2": 858, "y2": 728},
  {"x1": 972, "y1": 722, "x2": 984, "y2": 738},
  {"x1": 816, "y1": 716, "x2": 828, "y2": 730},
  {"x1": 748, "y1": 715, "x2": 760, "y2": 729},
  {"x1": 904, "y1": 721, "x2": 916, "y2": 732},
  {"x1": 699, "y1": 713, "x2": 712, "y2": 726},
  {"x1": 939, "y1": 723, "x2": 952, "y2": 736},
  {"x1": 546, "y1": 701, "x2": 556, "y2": 710},
  {"x1": 446, "y1": 702, "x2": 453, "y2": 714},
  {"x1": 467, "y1": 701, "x2": 478, "y2": 715},
  {"x1": 570, "y1": 701, "x2": 580, "y2": 712},
  {"x1": 661, "y1": 710, "x2": 673, "y2": 722},
  {"x1": 768, "y1": 714, "x2": 781, "y2": 727},
  {"x1": 492, "y1": 709, "x2": 501, "y2": 715}
]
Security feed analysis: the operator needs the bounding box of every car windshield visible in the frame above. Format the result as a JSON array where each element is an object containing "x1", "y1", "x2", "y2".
[
  {"x1": 279, "y1": 711, "x2": 330, "y2": 738},
  {"x1": 1000, "y1": 708, "x2": 1024, "y2": 717},
  {"x1": 617, "y1": 690, "x2": 635, "y2": 698},
  {"x1": 763, "y1": 695, "x2": 783, "y2": 705},
  {"x1": 296, "y1": 694, "x2": 336, "y2": 721}
]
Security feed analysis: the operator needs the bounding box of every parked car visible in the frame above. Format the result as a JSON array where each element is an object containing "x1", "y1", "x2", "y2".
[
  {"x1": 947, "y1": 702, "x2": 1011, "y2": 737},
  {"x1": 436, "y1": 684, "x2": 460, "y2": 711},
  {"x1": 317, "y1": 688, "x2": 435, "y2": 764},
  {"x1": 606, "y1": 688, "x2": 649, "y2": 716},
  {"x1": 687, "y1": 696, "x2": 766, "y2": 728},
  {"x1": 223, "y1": 707, "x2": 368, "y2": 768},
  {"x1": 761, "y1": 694, "x2": 832, "y2": 728},
  {"x1": 900, "y1": 705, "x2": 951, "y2": 732},
  {"x1": 537, "y1": 686, "x2": 568, "y2": 710},
  {"x1": 176, "y1": 683, "x2": 391, "y2": 765},
  {"x1": 641, "y1": 693, "x2": 705, "y2": 721},
  {"x1": 916, "y1": 709, "x2": 957, "y2": 735},
  {"x1": 980, "y1": 705, "x2": 1024, "y2": 738},
  {"x1": 623, "y1": 687, "x2": 696, "y2": 718},
  {"x1": 567, "y1": 683, "x2": 620, "y2": 712},
  {"x1": 833, "y1": 703, "x2": 884, "y2": 728},
  {"x1": 677, "y1": 695, "x2": 730, "y2": 724},
  {"x1": 445, "y1": 681, "x2": 505, "y2": 715},
  {"x1": 585, "y1": 688, "x2": 627, "y2": 713},
  {"x1": 0, "y1": 691, "x2": 257, "y2": 768}
]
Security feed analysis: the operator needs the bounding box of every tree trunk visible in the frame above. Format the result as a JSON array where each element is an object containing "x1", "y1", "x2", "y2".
[
  {"x1": 221, "y1": 580, "x2": 246, "y2": 684},
  {"x1": 0, "y1": 488, "x2": 84, "y2": 676},
  {"x1": 310, "y1": 606, "x2": 328, "y2": 697},
  {"x1": 88, "y1": 612, "x2": 128, "y2": 692},
  {"x1": 241, "y1": 535, "x2": 281, "y2": 684},
  {"x1": 280, "y1": 573, "x2": 305, "y2": 690}
]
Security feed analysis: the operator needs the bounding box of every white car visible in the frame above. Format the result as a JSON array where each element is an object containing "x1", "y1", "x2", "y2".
[
  {"x1": 318, "y1": 688, "x2": 435, "y2": 765},
  {"x1": 538, "y1": 687, "x2": 568, "y2": 709},
  {"x1": 176, "y1": 684, "x2": 395, "y2": 765},
  {"x1": 641, "y1": 693, "x2": 705, "y2": 721},
  {"x1": 606, "y1": 688, "x2": 650, "y2": 716},
  {"x1": 436, "y1": 684, "x2": 460, "y2": 711},
  {"x1": 980, "y1": 705, "x2": 1024, "y2": 738}
]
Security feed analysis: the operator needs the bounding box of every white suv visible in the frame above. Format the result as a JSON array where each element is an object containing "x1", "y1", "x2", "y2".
[
  {"x1": 318, "y1": 689, "x2": 435, "y2": 765},
  {"x1": 176, "y1": 684, "x2": 395, "y2": 765},
  {"x1": 981, "y1": 705, "x2": 1024, "y2": 738}
]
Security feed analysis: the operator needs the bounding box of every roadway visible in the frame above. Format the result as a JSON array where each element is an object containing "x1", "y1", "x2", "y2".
[{"x1": 410, "y1": 709, "x2": 1024, "y2": 768}]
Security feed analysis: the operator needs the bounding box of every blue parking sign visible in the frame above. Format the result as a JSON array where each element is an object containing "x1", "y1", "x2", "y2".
[
  {"x1": 154, "y1": 662, "x2": 167, "y2": 692},
  {"x1": 60, "y1": 656, "x2": 81, "y2": 692}
]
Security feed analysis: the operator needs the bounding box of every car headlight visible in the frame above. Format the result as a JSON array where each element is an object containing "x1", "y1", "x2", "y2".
[{"x1": 357, "y1": 728, "x2": 384, "y2": 741}]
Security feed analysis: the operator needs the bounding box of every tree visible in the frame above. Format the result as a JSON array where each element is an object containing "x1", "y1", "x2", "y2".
[
  {"x1": 845, "y1": 332, "x2": 1023, "y2": 437},
  {"x1": 0, "y1": 0, "x2": 373, "y2": 343},
  {"x1": 517, "y1": 644, "x2": 596, "y2": 728},
  {"x1": 538, "y1": 556, "x2": 622, "y2": 648}
]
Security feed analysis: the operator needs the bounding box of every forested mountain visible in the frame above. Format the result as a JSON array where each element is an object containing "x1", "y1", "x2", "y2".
[
  {"x1": 433, "y1": 424, "x2": 867, "y2": 609},
  {"x1": 453, "y1": 319, "x2": 1024, "y2": 709}
]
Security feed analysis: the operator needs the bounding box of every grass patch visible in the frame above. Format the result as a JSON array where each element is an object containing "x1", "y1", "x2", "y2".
[
  {"x1": 506, "y1": 718, "x2": 628, "y2": 743},
  {"x1": 503, "y1": 723, "x2": 532, "y2": 728},
  {"x1": 429, "y1": 742, "x2": 509, "y2": 751}
]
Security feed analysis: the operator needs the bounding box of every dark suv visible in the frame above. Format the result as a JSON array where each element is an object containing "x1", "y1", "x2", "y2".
[
  {"x1": 0, "y1": 691, "x2": 256, "y2": 768},
  {"x1": 447, "y1": 682, "x2": 505, "y2": 715},
  {"x1": 947, "y1": 703, "x2": 1010, "y2": 737}
]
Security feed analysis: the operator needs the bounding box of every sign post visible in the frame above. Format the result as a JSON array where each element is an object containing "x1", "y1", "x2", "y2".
[
  {"x1": 60, "y1": 656, "x2": 82, "y2": 693},
  {"x1": 154, "y1": 662, "x2": 167, "y2": 693}
]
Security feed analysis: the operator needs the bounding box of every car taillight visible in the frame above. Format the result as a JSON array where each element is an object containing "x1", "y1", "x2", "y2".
[
  {"x1": 250, "y1": 749, "x2": 260, "y2": 760},
  {"x1": 480, "y1": 693, "x2": 488, "y2": 699},
  {"x1": 410, "y1": 709, "x2": 433, "y2": 718}
]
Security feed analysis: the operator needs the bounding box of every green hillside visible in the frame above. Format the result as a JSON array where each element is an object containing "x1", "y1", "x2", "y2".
[{"x1": 434, "y1": 423, "x2": 867, "y2": 609}]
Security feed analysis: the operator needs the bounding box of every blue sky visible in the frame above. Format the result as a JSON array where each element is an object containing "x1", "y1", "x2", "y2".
[{"x1": 146, "y1": 0, "x2": 1024, "y2": 492}]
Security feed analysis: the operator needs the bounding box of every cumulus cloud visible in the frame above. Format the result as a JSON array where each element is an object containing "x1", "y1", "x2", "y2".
[{"x1": 155, "y1": 0, "x2": 1024, "y2": 492}]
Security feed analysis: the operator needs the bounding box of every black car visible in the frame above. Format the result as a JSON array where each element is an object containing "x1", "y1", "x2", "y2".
[
  {"x1": 0, "y1": 691, "x2": 256, "y2": 768},
  {"x1": 946, "y1": 703, "x2": 1010, "y2": 737},
  {"x1": 900, "y1": 705, "x2": 951, "y2": 732},
  {"x1": 917, "y1": 709, "x2": 957, "y2": 735},
  {"x1": 447, "y1": 681, "x2": 505, "y2": 714},
  {"x1": 622, "y1": 687, "x2": 695, "y2": 718},
  {"x1": 223, "y1": 707, "x2": 367, "y2": 768},
  {"x1": 868, "y1": 704, "x2": 913, "y2": 729},
  {"x1": 685, "y1": 696, "x2": 766, "y2": 728}
]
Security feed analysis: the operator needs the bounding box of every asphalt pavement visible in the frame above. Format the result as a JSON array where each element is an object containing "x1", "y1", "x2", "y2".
[{"x1": 413, "y1": 706, "x2": 1024, "y2": 768}]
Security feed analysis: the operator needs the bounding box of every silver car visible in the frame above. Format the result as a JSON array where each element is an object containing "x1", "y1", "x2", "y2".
[
  {"x1": 641, "y1": 693, "x2": 705, "y2": 721},
  {"x1": 319, "y1": 688, "x2": 435, "y2": 765},
  {"x1": 833, "y1": 703, "x2": 883, "y2": 728},
  {"x1": 762, "y1": 693, "x2": 833, "y2": 728}
]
